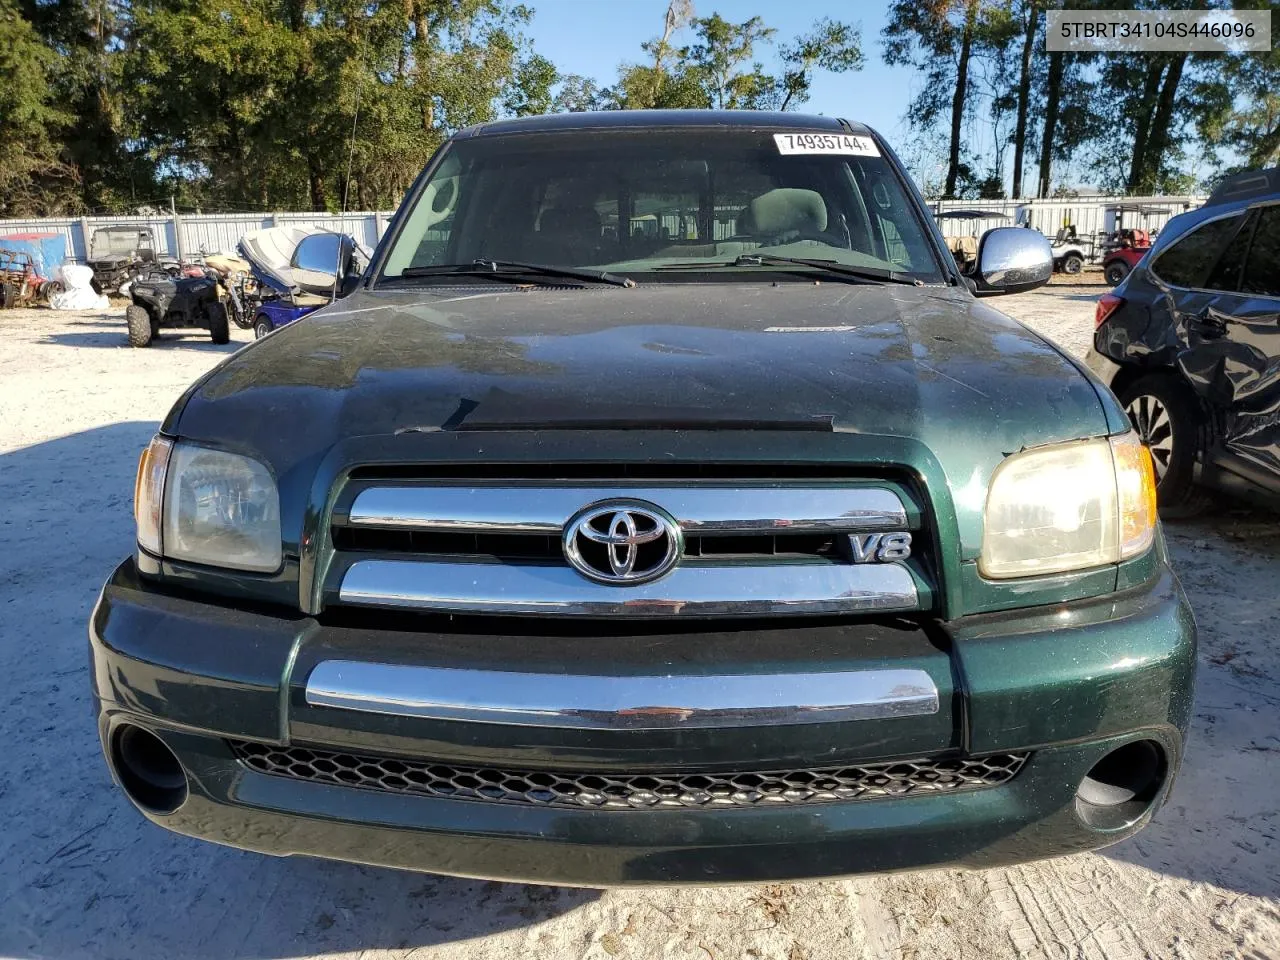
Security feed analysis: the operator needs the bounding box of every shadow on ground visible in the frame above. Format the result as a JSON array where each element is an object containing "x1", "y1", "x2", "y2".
[
  {"x1": 0, "y1": 425, "x2": 597, "y2": 960},
  {"x1": 41, "y1": 329, "x2": 244, "y2": 352}
]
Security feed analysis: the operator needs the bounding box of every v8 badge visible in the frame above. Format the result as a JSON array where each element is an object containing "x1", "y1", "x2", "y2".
[{"x1": 848, "y1": 532, "x2": 912, "y2": 563}]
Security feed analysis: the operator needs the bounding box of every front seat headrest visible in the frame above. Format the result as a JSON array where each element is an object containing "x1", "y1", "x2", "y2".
[{"x1": 738, "y1": 189, "x2": 829, "y2": 236}]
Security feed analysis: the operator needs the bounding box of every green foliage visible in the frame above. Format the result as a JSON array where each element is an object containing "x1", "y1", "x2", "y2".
[
  {"x1": 552, "y1": 74, "x2": 604, "y2": 112},
  {"x1": 887, "y1": 0, "x2": 1280, "y2": 196},
  {"x1": 610, "y1": 5, "x2": 861, "y2": 114},
  {"x1": 685, "y1": 13, "x2": 775, "y2": 109},
  {"x1": 8, "y1": 0, "x2": 1275, "y2": 213},
  {"x1": 0, "y1": 0, "x2": 79, "y2": 214},
  {"x1": 777, "y1": 18, "x2": 864, "y2": 111},
  {"x1": 6, "y1": 0, "x2": 547, "y2": 212},
  {"x1": 505, "y1": 54, "x2": 559, "y2": 117}
]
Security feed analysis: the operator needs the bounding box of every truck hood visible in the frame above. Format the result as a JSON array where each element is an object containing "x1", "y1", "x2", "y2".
[{"x1": 173, "y1": 282, "x2": 1112, "y2": 558}]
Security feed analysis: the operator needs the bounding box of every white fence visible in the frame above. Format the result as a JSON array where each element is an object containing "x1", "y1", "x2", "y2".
[
  {"x1": 0, "y1": 211, "x2": 393, "y2": 263},
  {"x1": 930, "y1": 195, "x2": 1207, "y2": 241},
  {"x1": 0, "y1": 195, "x2": 1210, "y2": 264}
]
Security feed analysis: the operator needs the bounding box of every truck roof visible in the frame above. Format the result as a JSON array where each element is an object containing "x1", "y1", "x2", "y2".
[{"x1": 458, "y1": 110, "x2": 870, "y2": 139}]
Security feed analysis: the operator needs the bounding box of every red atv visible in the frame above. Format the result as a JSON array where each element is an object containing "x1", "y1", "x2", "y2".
[{"x1": 1101, "y1": 229, "x2": 1152, "y2": 286}]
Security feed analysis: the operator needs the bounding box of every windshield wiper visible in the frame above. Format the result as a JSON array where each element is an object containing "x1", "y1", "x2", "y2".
[
  {"x1": 656, "y1": 254, "x2": 923, "y2": 286},
  {"x1": 398, "y1": 259, "x2": 635, "y2": 288}
]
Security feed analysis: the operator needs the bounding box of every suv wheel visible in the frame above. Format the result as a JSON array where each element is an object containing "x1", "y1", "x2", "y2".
[
  {"x1": 1118, "y1": 375, "x2": 1212, "y2": 517},
  {"x1": 1062, "y1": 253, "x2": 1084, "y2": 275},
  {"x1": 207, "y1": 301, "x2": 230, "y2": 344},
  {"x1": 125, "y1": 304, "x2": 153, "y2": 347},
  {"x1": 1104, "y1": 261, "x2": 1129, "y2": 286}
]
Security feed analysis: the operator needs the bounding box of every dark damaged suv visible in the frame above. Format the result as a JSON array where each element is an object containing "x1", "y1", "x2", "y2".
[
  {"x1": 1089, "y1": 166, "x2": 1280, "y2": 515},
  {"x1": 91, "y1": 112, "x2": 1196, "y2": 886}
]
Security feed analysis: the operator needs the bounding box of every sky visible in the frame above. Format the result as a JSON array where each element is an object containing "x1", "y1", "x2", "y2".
[
  {"x1": 522, "y1": 1, "x2": 1196, "y2": 195},
  {"x1": 525, "y1": 1, "x2": 914, "y2": 143}
]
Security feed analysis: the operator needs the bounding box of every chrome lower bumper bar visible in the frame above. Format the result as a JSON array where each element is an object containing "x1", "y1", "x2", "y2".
[
  {"x1": 304, "y1": 661, "x2": 941, "y2": 729},
  {"x1": 337, "y1": 559, "x2": 921, "y2": 618}
]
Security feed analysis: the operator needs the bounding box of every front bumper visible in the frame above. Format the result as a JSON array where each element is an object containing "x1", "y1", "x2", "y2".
[{"x1": 90, "y1": 559, "x2": 1197, "y2": 886}]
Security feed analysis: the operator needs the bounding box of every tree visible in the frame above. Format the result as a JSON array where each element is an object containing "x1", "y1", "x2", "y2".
[
  {"x1": 684, "y1": 13, "x2": 776, "y2": 109},
  {"x1": 883, "y1": 0, "x2": 1004, "y2": 199},
  {"x1": 776, "y1": 17, "x2": 863, "y2": 111},
  {"x1": 122, "y1": 0, "x2": 543, "y2": 212},
  {"x1": 1037, "y1": 47, "x2": 1065, "y2": 197},
  {"x1": 1009, "y1": 0, "x2": 1038, "y2": 198},
  {"x1": 610, "y1": 5, "x2": 861, "y2": 114},
  {"x1": 552, "y1": 74, "x2": 604, "y2": 112},
  {"x1": 0, "y1": 0, "x2": 78, "y2": 214},
  {"x1": 21, "y1": 0, "x2": 151, "y2": 211},
  {"x1": 1203, "y1": 0, "x2": 1280, "y2": 171},
  {"x1": 504, "y1": 53, "x2": 559, "y2": 116},
  {"x1": 609, "y1": 0, "x2": 704, "y2": 109}
]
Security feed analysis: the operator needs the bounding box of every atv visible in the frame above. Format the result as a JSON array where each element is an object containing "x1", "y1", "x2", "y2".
[{"x1": 125, "y1": 267, "x2": 231, "y2": 347}]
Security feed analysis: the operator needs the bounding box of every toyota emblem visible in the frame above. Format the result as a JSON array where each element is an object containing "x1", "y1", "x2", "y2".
[{"x1": 562, "y1": 500, "x2": 682, "y2": 584}]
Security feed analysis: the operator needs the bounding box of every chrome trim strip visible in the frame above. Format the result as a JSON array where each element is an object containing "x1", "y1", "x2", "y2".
[
  {"x1": 345, "y1": 485, "x2": 908, "y2": 534},
  {"x1": 304, "y1": 660, "x2": 940, "y2": 729},
  {"x1": 337, "y1": 559, "x2": 920, "y2": 617}
]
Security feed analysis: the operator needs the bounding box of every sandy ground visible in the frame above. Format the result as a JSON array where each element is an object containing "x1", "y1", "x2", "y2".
[{"x1": 1, "y1": 288, "x2": 1277, "y2": 960}]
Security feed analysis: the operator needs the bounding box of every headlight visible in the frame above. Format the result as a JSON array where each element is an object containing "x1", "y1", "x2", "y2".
[
  {"x1": 133, "y1": 436, "x2": 282, "y2": 573},
  {"x1": 980, "y1": 432, "x2": 1156, "y2": 579}
]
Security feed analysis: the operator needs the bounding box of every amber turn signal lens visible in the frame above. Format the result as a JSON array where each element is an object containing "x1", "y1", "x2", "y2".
[
  {"x1": 1110, "y1": 431, "x2": 1157, "y2": 559},
  {"x1": 134, "y1": 435, "x2": 173, "y2": 556}
]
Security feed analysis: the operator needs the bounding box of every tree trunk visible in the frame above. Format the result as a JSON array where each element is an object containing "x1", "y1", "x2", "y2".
[
  {"x1": 1140, "y1": 53, "x2": 1187, "y2": 192},
  {"x1": 945, "y1": 0, "x2": 978, "y2": 198},
  {"x1": 308, "y1": 155, "x2": 328, "y2": 211},
  {"x1": 1126, "y1": 59, "x2": 1166, "y2": 192},
  {"x1": 1011, "y1": 1, "x2": 1037, "y2": 198},
  {"x1": 1037, "y1": 50, "x2": 1063, "y2": 197}
]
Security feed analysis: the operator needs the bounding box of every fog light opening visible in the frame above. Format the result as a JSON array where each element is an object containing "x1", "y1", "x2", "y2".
[
  {"x1": 1075, "y1": 739, "x2": 1166, "y2": 830},
  {"x1": 112, "y1": 724, "x2": 188, "y2": 814}
]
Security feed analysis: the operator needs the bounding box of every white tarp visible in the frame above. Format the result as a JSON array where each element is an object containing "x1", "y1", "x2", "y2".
[{"x1": 48, "y1": 263, "x2": 109, "y2": 310}]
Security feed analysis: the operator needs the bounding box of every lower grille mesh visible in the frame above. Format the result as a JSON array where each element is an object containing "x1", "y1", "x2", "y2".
[{"x1": 229, "y1": 740, "x2": 1028, "y2": 810}]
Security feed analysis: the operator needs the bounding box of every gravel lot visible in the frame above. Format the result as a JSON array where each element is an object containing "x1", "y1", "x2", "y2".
[{"x1": 2, "y1": 285, "x2": 1277, "y2": 960}]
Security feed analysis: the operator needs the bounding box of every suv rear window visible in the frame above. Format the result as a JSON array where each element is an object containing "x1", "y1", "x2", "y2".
[{"x1": 1152, "y1": 214, "x2": 1245, "y2": 289}]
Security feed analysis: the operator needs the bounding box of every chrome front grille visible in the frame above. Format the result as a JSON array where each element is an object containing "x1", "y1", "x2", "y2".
[
  {"x1": 230, "y1": 740, "x2": 1028, "y2": 810},
  {"x1": 327, "y1": 480, "x2": 928, "y2": 618}
]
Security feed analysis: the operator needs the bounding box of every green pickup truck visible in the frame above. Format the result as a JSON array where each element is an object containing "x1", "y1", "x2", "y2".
[{"x1": 91, "y1": 110, "x2": 1195, "y2": 886}]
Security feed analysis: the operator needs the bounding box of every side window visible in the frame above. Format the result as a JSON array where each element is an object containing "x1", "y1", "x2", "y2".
[
  {"x1": 1203, "y1": 211, "x2": 1256, "y2": 292},
  {"x1": 1241, "y1": 206, "x2": 1280, "y2": 298},
  {"x1": 1152, "y1": 214, "x2": 1245, "y2": 289}
]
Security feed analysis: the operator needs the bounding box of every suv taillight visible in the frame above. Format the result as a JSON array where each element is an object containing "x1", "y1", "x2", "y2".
[{"x1": 1095, "y1": 294, "x2": 1125, "y2": 329}]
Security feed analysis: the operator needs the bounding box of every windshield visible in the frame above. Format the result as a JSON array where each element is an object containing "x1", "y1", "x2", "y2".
[{"x1": 379, "y1": 128, "x2": 945, "y2": 284}]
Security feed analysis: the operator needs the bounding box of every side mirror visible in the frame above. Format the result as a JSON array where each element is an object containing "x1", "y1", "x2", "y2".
[
  {"x1": 293, "y1": 233, "x2": 347, "y2": 280},
  {"x1": 337, "y1": 272, "x2": 361, "y2": 297},
  {"x1": 972, "y1": 226, "x2": 1053, "y2": 295},
  {"x1": 292, "y1": 232, "x2": 363, "y2": 298}
]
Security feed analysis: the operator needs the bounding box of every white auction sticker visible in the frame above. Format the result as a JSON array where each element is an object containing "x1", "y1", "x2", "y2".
[{"x1": 773, "y1": 132, "x2": 880, "y2": 157}]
